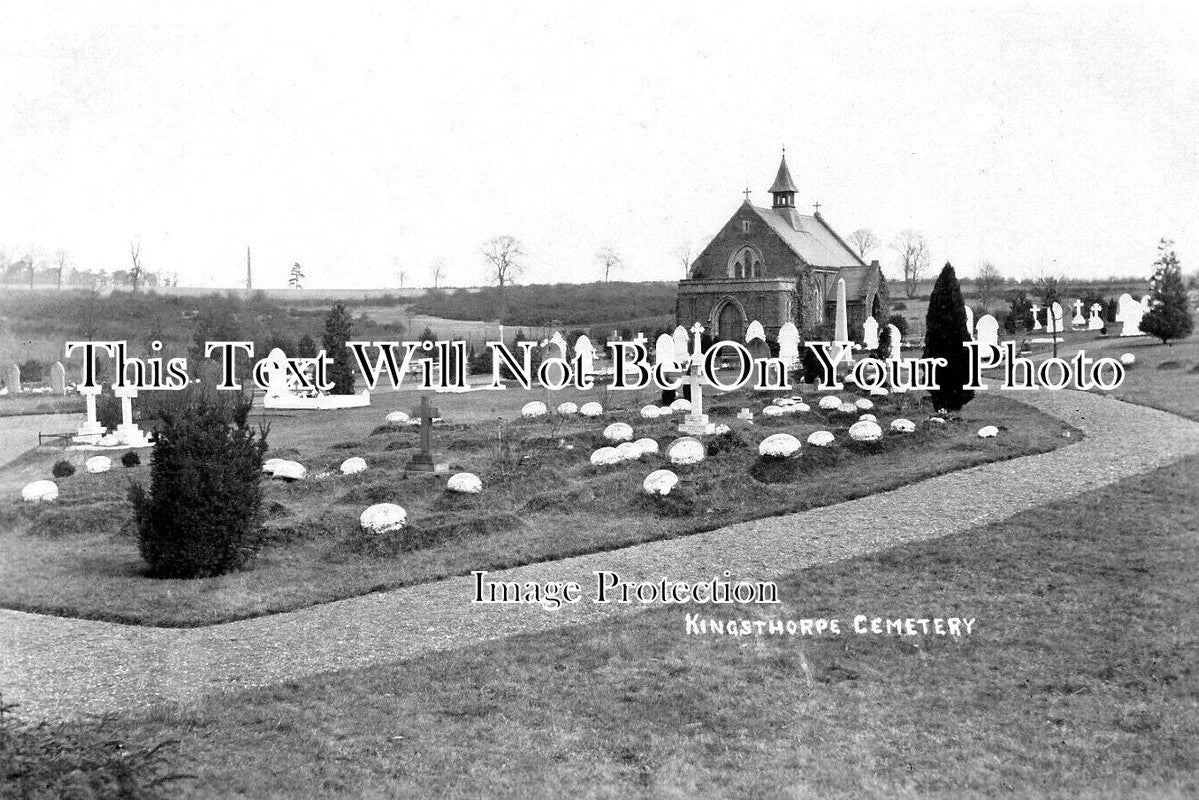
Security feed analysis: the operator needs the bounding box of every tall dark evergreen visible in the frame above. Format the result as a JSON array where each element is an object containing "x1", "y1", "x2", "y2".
[
  {"x1": 1140, "y1": 239, "x2": 1193, "y2": 345},
  {"x1": 923, "y1": 262, "x2": 975, "y2": 413},
  {"x1": 322, "y1": 302, "x2": 356, "y2": 394},
  {"x1": 296, "y1": 333, "x2": 317, "y2": 359},
  {"x1": 129, "y1": 392, "x2": 268, "y2": 578}
]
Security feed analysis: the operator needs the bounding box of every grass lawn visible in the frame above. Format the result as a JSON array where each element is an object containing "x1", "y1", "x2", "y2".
[
  {"x1": 10, "y1": 453, "x2": 1194, "y2": 799},
  {"x1": 0, "y1": 382, "x2": 1075, "y2": 627}
]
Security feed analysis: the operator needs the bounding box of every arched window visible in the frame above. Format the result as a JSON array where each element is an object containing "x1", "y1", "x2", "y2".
[{"x1": 728, "y1": 246, "x2": 762, "y2": 279}]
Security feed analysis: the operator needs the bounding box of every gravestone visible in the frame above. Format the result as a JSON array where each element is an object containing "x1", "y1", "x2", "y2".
[
  {"x1": 50, "y1": 361, "x2": 66, "y2": 394},
  {"x1": 1116, "y1": 293, "x2": 1145, "y2": 337},
  {"x1": 5, "y1": 363, "x2": 20, "y2": 395},
  {"x1": 1030, "y1": 304, "x2": 1043, "y2": 331},
  {"x1": 862, "y1": 316, "x2": 879, "y2": 350},
  {"x1": 833, "y1": 277, "x2": 852, "y2": 362},
  {"x1": 113, "y1": 385, "x2": 152, "y2": 447},
  {"x1": 777, "y1": 323, "x2": 800, "y2": 367},
  {"x1": 677, "y1": 323, "x2": 716, "y2": 435},
  {"x1": 887, "y1": 324, "x2": 902, "y2": 360},
  {"x1": 1088, "y1": 302, "x2": 1104, "y2": 331},
  {"x1": 262, "y1": 347, "x2": 296, "y2": 401},
  {"x1": 964, "y1": 306, "x2": 975, "y2": 340},
  {"x1": 1047, "y1": 302, "x2": 1064, "y2": 337},
  {"x1": 975, "y1": 314, "x2": 999, "y2": 349},
  {"x1": 74, "y1": 384, "x2": 106, "y2": 442},
  {"x1": 654, "y1": 333, "x2": 677, "y2": 369},
  {"x1": 1071, "y1": 300, "x2": 1086, "y2": 328},
  {"x1": 672, "y1": 325, "x2": 690, "y2": 365},
  {"x1": 574, "y1": 335, "x2": 596, "y2": 376},
  {"x1": 745, "y1": 320, "x2": 766, "y2": 344},
  {"x1": 1140, "y1": 294, "x2": 1151, "y2": 312},
  {"x1": 549, "y1": 331, "x2": 569, "y2": 361},
  {"x1": 405, "y1": 395, "x2": 445, "y2": 473}
]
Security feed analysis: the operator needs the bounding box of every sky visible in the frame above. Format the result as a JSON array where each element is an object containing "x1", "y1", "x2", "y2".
[{"x1": 1, "y1": 2, "x2": 1196, "y2": 289}]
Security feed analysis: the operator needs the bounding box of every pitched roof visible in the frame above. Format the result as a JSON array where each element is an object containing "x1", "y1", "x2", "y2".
[
  {"x1": 768, "y1": 155, "x2": 798, "y2": 193},
  {"x1": 749, "y1": 205, "x2": 866, "y2": 269}
]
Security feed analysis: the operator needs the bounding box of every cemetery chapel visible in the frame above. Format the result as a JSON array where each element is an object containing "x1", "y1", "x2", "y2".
[{"x1": 676, "y1": 150, "x2": 889, "y2": 342}]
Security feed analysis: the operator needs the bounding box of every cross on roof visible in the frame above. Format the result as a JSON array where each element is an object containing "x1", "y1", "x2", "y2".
[
  {"x1": 743, "y1": 187, "x2": 752, "y2": 202},
  {"x1": 813, "y1": 201, "x2": 822, "y2": 214}
]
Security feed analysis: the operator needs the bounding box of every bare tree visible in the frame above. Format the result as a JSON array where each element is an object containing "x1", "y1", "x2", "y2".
[
  {"x1": 595, "y1": 245, "x2": 622, "y2": 282},
  {"x1": 53, "y1": 249, "x2": 69, "y2": 290},
  {"x1": 392, "y1": 256, "x2": 408, "y2": 289},
  {"x1": 430, "y1": 259, "x2": 446, "y2": 289},
  {"x1": 76, "y1": 290, "x2": 104, "y2": 340},
  {"x1": 847, "y1": 229, "x2": 881, "y2": 259},
  {"x1": 673, "y1": 241, "x2": 693, "y2": 276},
  {"x1": 893, "y1": 230, "x2": 930, "y2": 299},
  {"x1": 976, "y1": 261, "x2": 1003, "y2": 307},
  {"x1": 129, "y1": 240, "x2": 144, "y2": 292},
  {"x1": 482, "y1": 235, "x2": 525, "y2": 321}
]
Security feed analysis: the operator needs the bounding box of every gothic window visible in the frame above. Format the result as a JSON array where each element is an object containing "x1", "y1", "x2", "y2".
[{"x1": 728, "y1": 246, "x2": 762, "y2": 280}]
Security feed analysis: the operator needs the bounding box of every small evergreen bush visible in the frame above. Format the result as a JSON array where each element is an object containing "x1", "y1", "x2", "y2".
[
  {"x1": 129, "y1": 392, "x2": 268, "y2": 578},
  {"x1": 1141, "y1": 238, "x2": 1193, "y2": 345},
  {"x1": 923, "y1": 262, "x2": 976, "y2": 413},
  {"x1": 51, "y1": 460, "x2": 75, "y2": 478},
  {"x1": 121, "y1": 451, "x2": 141, "y2": 468}
]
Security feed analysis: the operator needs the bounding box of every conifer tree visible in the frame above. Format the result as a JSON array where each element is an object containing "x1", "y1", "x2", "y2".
[
  {"x1": 296, "y1": 333, "x2": 317, "y2": 359},
  {"x1": 923, "y1": 262, "x2": 975, "y2": 413},
  {"x1": 129, "y1": 392, "x2": 267, "y2": 578},
  {"x1": 322, "y1": 302, "x2": 356, "y2": 394},
  {"x1": 1140, "y1": 238, "x2": 1193, "y2": 345}
]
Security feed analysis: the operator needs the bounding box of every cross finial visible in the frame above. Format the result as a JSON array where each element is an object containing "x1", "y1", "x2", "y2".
[
  {"x1": 743, "y1": 187, "x2": 751, "y2": 202},
  {"x1": 813, "y1": 201, "x2": 822, "y2": 214}
]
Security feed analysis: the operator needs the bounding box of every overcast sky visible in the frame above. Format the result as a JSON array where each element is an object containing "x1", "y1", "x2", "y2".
[{"x1": 1, "y1": 2, "x2": 1196, "y2": 289}]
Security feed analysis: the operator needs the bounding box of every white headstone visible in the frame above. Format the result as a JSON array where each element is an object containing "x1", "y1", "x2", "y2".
[
  {"x1": 1088, "y1": 303, "x2": 1104, "y2": 330},
  {"x1": 1140, "y1": 294, "x2": 1151, "y2": 312},
  {"x1": 262, "y1": 348, "x2": 295, "y2": 399},
  {"x1": 548, "y1": 331, "x2": 568, "y2": 361},
  {"x1": 862, "y1": 316, "x2": 879, "y2": 350},
  {"x1": 745, "y1": 320, "x2": 765, "y2": 342},
  {"x1": 887, "y1": 324, "x2": 902, "y2": 360},
  {"x1": 654, "y1": 333, "x2": 677, "y2": 369},
  {"x1": 975, "y1": 314, "x2": 999, "y2": 349},
  {"x1": 573, "y1": 335, "x2": 596, "y2": 375},
  {"x1": 51, "y1": 361, "x2": 67, "y2": 394},
  {"x1": 1116, "y1": 294, "x2": 1145, "y2": 337},
  {"x1": 1030, "y1": 304, "x2": 1043, "y2": 331},
  {"x1": 5, "y1": 364, "x2": 20, "y2": 395},
  {"x1": 964, "y1": 306, "x2": 975, "y2": 340},
  {"x1": 1071, "y1": 299, "x2": 1086, "y2": 327},
  {"x1": 834, "y1": 278, "x2": 849, "y2": 345},
  {"x1": 777, "y1": 323, "x2": 800, "y2": 366},
  {"x1": 1047, "y1": 302, "x2": 1064, "y2": 335},
  {"x1": 672, "y1": 325, "x2": 690, "y2": 364}
]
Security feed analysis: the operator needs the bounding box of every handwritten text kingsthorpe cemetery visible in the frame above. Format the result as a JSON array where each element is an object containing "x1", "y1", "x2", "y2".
[{"x1": 64, "y1": 338, "x2": 1126, "y2": 394}]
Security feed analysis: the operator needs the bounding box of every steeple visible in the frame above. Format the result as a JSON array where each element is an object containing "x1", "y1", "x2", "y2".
[{"x1": 769, "y1": 148, "x2": 798, "y2": 209}]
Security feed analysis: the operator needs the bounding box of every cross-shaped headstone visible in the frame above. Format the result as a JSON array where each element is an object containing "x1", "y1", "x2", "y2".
[{"x1": 406, "y1": 395, "x2": 442, "y2": 473}]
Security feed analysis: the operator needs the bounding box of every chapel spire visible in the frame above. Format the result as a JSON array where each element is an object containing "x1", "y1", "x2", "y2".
[{"x1": 769, "y1": 148, "x2": 798, "y2": 209}]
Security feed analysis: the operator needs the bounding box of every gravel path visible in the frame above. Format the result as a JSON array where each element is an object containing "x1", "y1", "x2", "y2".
[{"x1": 3, "y1": 390, "x2": 1198, "y2": 721}]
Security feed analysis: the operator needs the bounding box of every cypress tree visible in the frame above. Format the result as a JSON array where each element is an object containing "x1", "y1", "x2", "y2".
[
  {"x1": 322, "y1": 302, "x2": 356, "y2": 394},
  {"x1": 1140, "y1": 239, "x2": 1193, "y2": 345},
  {"x1": 923, "y1": 262, "x2": 976, "y2": 413},
  {"x1": 296, "y1": 333, "x2": 317, "y2": 359}
]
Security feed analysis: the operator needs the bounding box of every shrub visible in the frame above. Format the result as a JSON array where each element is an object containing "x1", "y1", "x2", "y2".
[
  {"x1": 97, "y1": 393, "x2": 123, "y2": 431},
  {"x1": 923, "y1": 262, "x2": 976, "y2": 413},
  {"x1": 129, "y1": 393, "x2": 268, "y2": 578},
  {"x1": 51, "y1": 460, "x2": 75, "y2": 478},
  {"x1": 121, "y1": 451, "x2": 141, "y2": 468},
  {"x1": 17, "y1": 358, "x2": 44, "y2": 383},
  {"x1": 887, "y1": 313, "x2": 910, "y2": 338},
  {"x1": 0, "y1": 692, "x2": 187, "y2": 799}
]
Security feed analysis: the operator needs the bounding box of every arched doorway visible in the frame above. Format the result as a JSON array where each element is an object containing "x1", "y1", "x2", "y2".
[{"x1": 716, "y1": 300, "x2": 745, "y2": 342}]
